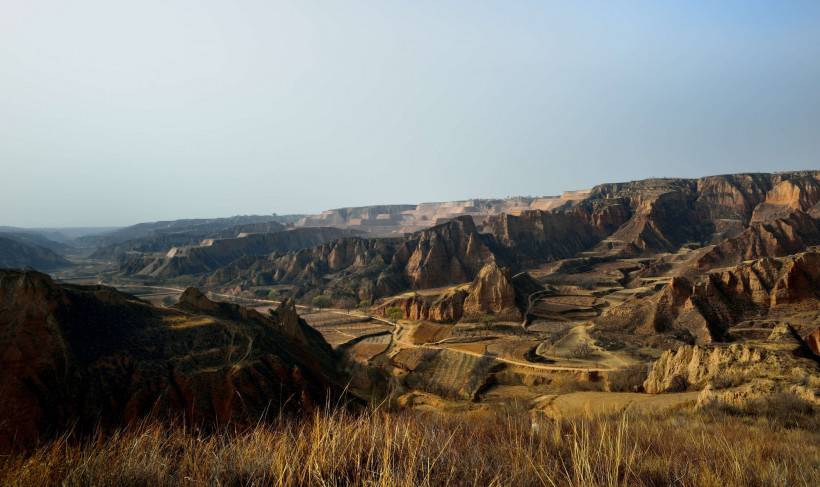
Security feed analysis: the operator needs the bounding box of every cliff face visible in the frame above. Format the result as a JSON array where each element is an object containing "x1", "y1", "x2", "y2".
[
  {"x1": 461, "y1": 262, "x2": 522, "y2": 321},
  {"x1": 597, "y1": 251, "x2": 820, "y2": 344},
  {"x1": 206, "y1": 218, "x2": 501, "y2": 304},
  {"x1": 751, "y1": 176, "x2": 820, "y2": 222},
  {"x1": 569, "y1": 179, "x2": 707, "y2": 256},
  {"x1": 481, "y1": 210, "x2": 603, "y2": 265},
  {"x1": 559, "y1": 171, "x2": 820, "y2": 257},
  {"x1": 696, "y1": 211, "x2": 820, "y2": 270},
  {"x1": 206, "y1": 236, "x2": 406, "y2": 301},
  {"x1": 405, "y1": 216, "x2": 495, "y2": 289},
  {"x1": 375, "y1": 289, "x2": 468, "y2": 323},
  {"x1": 695, "y1": 174, "x2": 776, "y2": 223},
  {"x1": 642, "y1": 326, "x2": 820, "y2": 410},
  {"x1": 0, "y1": 270, "x2": 342, "y2": 452},
  {"x1": 111, "y1": 172, "x2": 820, "y2": 306},
  {"x1": 375, "y1": 262, "x2": 537, "y2": 323},
  {"x1": 644, "y1": 344, "x2": 770, "y2": 393},
  {"x1": 642, "y1": 335, "x2": 819, "y2": 397}
]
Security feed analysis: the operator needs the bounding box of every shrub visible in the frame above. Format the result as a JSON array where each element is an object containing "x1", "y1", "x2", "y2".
[
  {"x1": 703, "y1": 391, "x2": 816, "y2": 428},
  {"x1": 311, "y1": 295, "x2": 332, "y2": 309},
  {"x1": 709, "y1": 371, "x2": 746, "y2": 389},
  {"x1": 604, "y1": 364, "x2": 649, "y2": 392},
  {"x1": 385, "y1": 306, "x2": 404, "y2": 322}
]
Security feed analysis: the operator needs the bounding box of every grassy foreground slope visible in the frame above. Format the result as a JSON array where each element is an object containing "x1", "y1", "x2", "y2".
[{"x1": 2, "y1": 405, "x2": 817, "y2": 487}]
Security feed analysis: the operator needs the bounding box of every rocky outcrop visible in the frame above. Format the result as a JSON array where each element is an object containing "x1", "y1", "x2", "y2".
[
  {"x1": 644, "y1": 337, "x2": 820, "y2": 409},
  {"x1": 375, "y1": 288, "x2": 468, "y2": 323},
  {"x1": 597, "y1": 251, "x2": 820, "y2": 344},
  {"x1": 644, "y1": 344, "x2": 769, "y2": 393},
  {"x1": 375, "y1": 263, "x2": 538, "y2": 323},
  {"x1": 695, "y1": 174, "x2": 775, "y2": 223},
  {"x1": 696, "y1": 211, "x2": 820, "y2": 269},
  {"x1": 404, "y1": 216, "x2": 496, "y2": 289},
  {"x1": 462, "y1": 262, "x2": 522, "y2": 321},
  {"x1": 597, "y1": 275, "x2": 713, "y2": 343},
  {"x1": 805, "y1": 328, "x2": 820, "y2": 356},
  {"x1": 751, "y1": 176, "x2": 820, "y2": 222},
  {"x1": 207, "y1": 236, "x2": 408, "y2": 302},
  {"x1": 565, "y1": 178, "x2": 709, "y2": 256},
  {"x1": 0, "y1": 235, "x2": 71, "y2": 271},
  {"x1": 206, "y1": 217, "x2": 501, "y2": 304},
  {"x1": 0, "y1": 270, "x2": 342, "y2": 452},
  {"x1": 481, "y1": 210, "x2": 603, "y2": 265},
  {"x1": 554, "y1": 171, "x2": 820, "y2": 256}
]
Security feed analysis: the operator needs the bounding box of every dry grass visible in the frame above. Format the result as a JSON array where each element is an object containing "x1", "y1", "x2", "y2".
[{"x1": 1, "y1": 406, "x2": 817, "y2": 487}]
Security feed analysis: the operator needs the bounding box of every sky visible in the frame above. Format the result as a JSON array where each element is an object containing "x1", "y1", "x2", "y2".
[{"x1": 1, "y1": 1, "x2": 819, "y2": 228}]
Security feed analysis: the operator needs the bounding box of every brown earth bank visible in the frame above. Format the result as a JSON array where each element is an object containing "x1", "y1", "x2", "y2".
[{"x1": 0, "y1": 270, "x2": 345, "y2": 452}]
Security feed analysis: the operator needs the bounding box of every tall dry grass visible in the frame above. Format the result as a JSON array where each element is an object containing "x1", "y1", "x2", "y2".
[{"x1": 0, "y1": 405, "x2": 817, "y2": 486}]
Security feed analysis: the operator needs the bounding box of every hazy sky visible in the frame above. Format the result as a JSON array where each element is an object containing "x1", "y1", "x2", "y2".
[{"x1": 2, "y1": 1, "x2": 819, "y2": 227}]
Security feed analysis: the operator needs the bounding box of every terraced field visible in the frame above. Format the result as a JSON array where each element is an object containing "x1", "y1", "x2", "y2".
[{"x1": 301, "y1": 311, "x2": 392, "y2": 348}]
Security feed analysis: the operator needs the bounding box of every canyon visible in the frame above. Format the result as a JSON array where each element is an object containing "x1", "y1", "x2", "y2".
[{"x1": 2, "y1": 170, "x2": 819, "y2": 451}]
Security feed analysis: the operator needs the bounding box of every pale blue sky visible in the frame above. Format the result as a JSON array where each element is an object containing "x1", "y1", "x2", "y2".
[{"x1": 1, "y1": 1, "x2": 819, "y2": 227}]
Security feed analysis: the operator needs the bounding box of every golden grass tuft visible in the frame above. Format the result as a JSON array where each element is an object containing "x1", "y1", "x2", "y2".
[{"x1": 0, "y1": 406, "x2": 817, "y2": 486}]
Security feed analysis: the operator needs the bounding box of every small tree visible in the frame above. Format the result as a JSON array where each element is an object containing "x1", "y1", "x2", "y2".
[
  {"x1": 479, "y1": 314, "x2": 495, "y2": 328},
  {"x1": 385, "y1": 306, "x2": 404, "y2": 322},
  {"x1": 311, "y1": 295, "x2": 332, "y2": 309}
]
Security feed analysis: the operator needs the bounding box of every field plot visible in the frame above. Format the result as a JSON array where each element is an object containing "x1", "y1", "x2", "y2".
[
  {"x1": 341, "y1": 333, "x2": 392, "y2": 362},
  {"x1": 302, "y1": 310, "x2": 393, "y2": 348}
]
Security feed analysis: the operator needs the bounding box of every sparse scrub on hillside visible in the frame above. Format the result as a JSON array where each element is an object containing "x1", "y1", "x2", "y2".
[
  {"x1": 700, "y1": 391, "x2": 817, "y2": 429},
  {"x1": 709, "y1": 371, "x2": 747, "y2": 390},
  {"x1": 479, "y1": 314, "x2": 495, "y2": 327},
  {"x1": 604, "y1": 364, "x2": 649, "y2": 392},
  {"x1": 311, "y1": 294, "x2": 332, "y2": 309},
  {"x1": 1, "y1": 407, "x2": 817, "y2": 487},
  {"x1": 569, "y1": 341, "x2": 595, "y2": 359},
  {"x1": 456, "y1": 322, "x2": 530, "y2": 337},
  {"x1": 385, "y1": 306, "x2": 404, "y2": 322}
]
